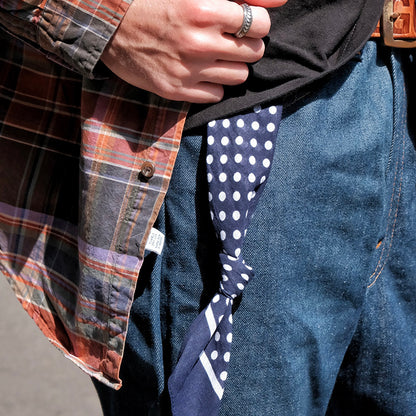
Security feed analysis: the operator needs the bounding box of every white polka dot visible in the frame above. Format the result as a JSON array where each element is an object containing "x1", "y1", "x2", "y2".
[
  {"x1": 233, "y1": 230, "x2": 241, "y2": 239},
  {"x1": 232, "y1": 211, "x2": 240, "y2": 221},
  {"x1": 233, "y1": 191, "x2": 241, "y2": 201},
  {"x1": 265, "y1": 140, "x2": 273, "y2": 150},
  {"x1": 224, "y1": 352, "x2": 230, "y2": 362},
  {"x1": 260, "y1": 175, "x2": 266, "y2": 184},
  {"x1": 233, "y1": 172, "x2": 241, "y2": 182},
  {"x1": 206, "y1": 154, "x2": 213, "y2": 164},
  {"x1": 250, "y1": 138, "x2": 257, "y2": 147},
  {"x1": 219, "y1": 211, "x2": 226, "y2": 221},
  {"x1": 269, "y1": 105, "x2": 277, "y2": 114},
  {"x1": 221, "y1": 136, "x2": 229, "y2": 146},
  {"x1": 226, "y1": 298, "x2": 230, "y2": 306},
  {"x1": 207, "y1": 135, "x2": 215, "y2": 145},
  {"x1": 235, "y1": 248, "x2": 241, "y2": 257},
  {"x1": 207, "y1": 173, "x2": 213, "y2": 182},
  {"x1": 237, "y1": 283, "x2": 244, "y2": 290},
  {"x1": 267, "y1": 122, "x2": 275, "y2": 132},
  {"x1": 208, "y1": 120, "x2": 216, "y2": 127},
  {"x1": 211, "y1": 350, "x2": 218, "y2": 360},
  {"x1": 253, "y1": 105, "x2": 261, "y2": 113},
  {"x1": 219, "y1": 191, "x2": 226, "y2": 201},
  {"x1": 219, "y1": 172, "x2": 227, "y2": 182},
  {"x1": 235, "y1": 136, "x2": 243, "y2": 145},
  {"x1": 234, "y1": 154, "x2": 243, "y2": 163},
  {"x1": 263, "y1": 158, "x2": 271, "y2": 168},
  {"x1": 251, "y1": 121, "x2": 259, "y2": 131},
  {"x1": 222, "y1": 274, "x2": 228, "y2": 282},
  {"x1": 248, "y1": 173, "x2": 256, "y2": 183},
  {"x1": 218, "y1": 315, "x2": 224, "y2": 323},
  {"x1": 220, "y1": 230, "x2": 226, "y2": 240},
  {"x1": 227, "y1": 255, "x2": 236, "y2": 262},
  {"x1": 213, "y1": 294, "x2": 220, "y2": 303},
  {"x1": 236, "y1": 119, "x2": 244, "y2": 128},
  {"x1": 241, "y1": 273, "x2": 249, "y2": 281},
  {"x1": 223, "y1": 264, "x2": 232, "y2": 271},
  {"x1": 249, "y1": 156, "x2": 256, "y2": 165},
  {"x1": 208, "y1": 192, "x2": 213, "y2": 201},
  {"x1": 220, "y1": 154, "x2": 228, "y2": 164},
  {"x1": 220, "y1": 371, "x2": 228, "y2": 381},
  {"x1": 222, "y1": 119, "x2": 230, "y2": 128},
  {"x1": 248, "y1": 190, "x2": 256, "y2": 201},
  {"x1": 210, "y1": 211, "x2": 214, "y2": 220},
  {"x1": 228, "y1": 315, "x2": 233, "y2": 324},
  {"x1": 215, "y1": 332, "x2": 221, "y2": 342},
  {"x1": 227, "y1": 333, "x2": 233, "y2": 343}
]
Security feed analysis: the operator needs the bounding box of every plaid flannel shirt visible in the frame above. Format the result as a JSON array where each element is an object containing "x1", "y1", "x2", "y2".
[{"x1": 0, "y1": 0, "x2": 188, "y2": 388}]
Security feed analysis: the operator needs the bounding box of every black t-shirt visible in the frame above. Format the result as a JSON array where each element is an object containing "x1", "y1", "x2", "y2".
[{"x1": 184, "y1": 0, "x2": 384, "y2": 131}]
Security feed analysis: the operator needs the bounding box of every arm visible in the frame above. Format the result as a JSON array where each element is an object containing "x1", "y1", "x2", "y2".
[
  {"x1": 0, "y1": 0, "x2": 287, "y2": 102},
  {"x1": 0, "y1": 0, "x2": 130, "y2": 77}
]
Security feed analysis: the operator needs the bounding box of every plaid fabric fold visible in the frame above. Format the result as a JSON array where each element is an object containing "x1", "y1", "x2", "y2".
[{"x1": 0, "y1": 35, "x2": 188, "y2": 388}]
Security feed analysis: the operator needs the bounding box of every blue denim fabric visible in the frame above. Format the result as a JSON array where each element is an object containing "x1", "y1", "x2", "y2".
[{"x1": 93, "y1": 42, "x2": 416, "y2": 415}]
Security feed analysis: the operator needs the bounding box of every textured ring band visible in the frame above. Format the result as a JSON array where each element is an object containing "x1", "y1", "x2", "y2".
[{"x1": 234, "y1": 3, "x2": 253, "y2": 38}]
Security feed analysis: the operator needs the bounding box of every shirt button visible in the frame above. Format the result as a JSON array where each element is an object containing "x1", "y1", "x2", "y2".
[{"x1": 139, "y1": 161, "x2": 155, "y2": 181}]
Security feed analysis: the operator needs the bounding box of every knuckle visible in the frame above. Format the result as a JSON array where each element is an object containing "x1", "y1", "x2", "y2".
[
  {"x1": 183, "y1": 32, "x2": 211, "y2": 56},
  {"x1": 186, "y1": 0, "x2": 217, "y2": 27},
  {"x1": 154, "y1": 82, "x2": 175, "y2": 100},
  {"x1": 163, "y1": 85, "x2": 188, "y2": 102},
  {"x1": 153, "y1": 75, "x2": 188, "y2": 101}
]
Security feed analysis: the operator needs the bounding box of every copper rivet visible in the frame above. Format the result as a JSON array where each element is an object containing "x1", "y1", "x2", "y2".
[{"x1": 390, "y1": 12, "x2": 400, "y2": 21}]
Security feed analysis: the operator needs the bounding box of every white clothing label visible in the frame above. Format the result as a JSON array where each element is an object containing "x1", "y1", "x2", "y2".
[{"x1": 145, "y1": 228, "x2": 165, "y2": 255}]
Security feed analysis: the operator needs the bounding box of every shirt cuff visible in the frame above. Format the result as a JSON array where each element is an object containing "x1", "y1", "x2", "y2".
[{"x1": 0, "y1": 0, "x2": 132, "y2": 78}]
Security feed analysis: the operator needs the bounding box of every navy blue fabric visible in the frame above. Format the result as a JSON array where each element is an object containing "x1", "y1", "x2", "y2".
[
  {"x1": 168, "y1": 106, "x2": 282, "y2": 416},
  {"x1": 93, "y1": 43, "x2": 416, "y2": 416}
]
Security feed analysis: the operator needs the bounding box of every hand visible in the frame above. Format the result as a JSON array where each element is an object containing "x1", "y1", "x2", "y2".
[{"x1": 101, "y1": 0, "x2": 287, "y2": 103}]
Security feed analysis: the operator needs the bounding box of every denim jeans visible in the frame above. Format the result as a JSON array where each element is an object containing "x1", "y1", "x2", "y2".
[{"x1": 93, "y1": 41, "x2": 416, "y2": 415}]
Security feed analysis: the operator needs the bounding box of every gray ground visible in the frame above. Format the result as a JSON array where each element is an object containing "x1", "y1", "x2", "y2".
[{"x1": 0, "y1": 276, "x2": 102, "y2": 416}]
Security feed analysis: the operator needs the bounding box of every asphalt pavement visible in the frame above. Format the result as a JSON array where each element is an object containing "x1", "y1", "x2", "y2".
[{"x1": 0, "y1": 275, "x2": 102, "y2": 416}]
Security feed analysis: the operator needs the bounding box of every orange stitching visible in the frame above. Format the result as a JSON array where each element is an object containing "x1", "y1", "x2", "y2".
[
  {"x1": 367, "y1": 142, "x2": 399, "y2": 283},
  {"x1": 368, "y1": 77, "x2": 406, "y2": 288}
]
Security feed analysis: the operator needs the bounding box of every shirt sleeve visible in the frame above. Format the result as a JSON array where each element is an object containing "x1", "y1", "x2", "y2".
[{"x1": 0, "y1": 0, "x2": 132, "y2": 77}]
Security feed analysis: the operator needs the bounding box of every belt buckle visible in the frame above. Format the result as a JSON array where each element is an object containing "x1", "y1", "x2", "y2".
[{"x1": 381, "y1": 0, "x2": 416, "y2": 48}]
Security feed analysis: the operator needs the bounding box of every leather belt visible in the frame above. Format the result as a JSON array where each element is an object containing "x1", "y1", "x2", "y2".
[{"x1": 371, "y1": 0, "x2": 416, "y2": 48}]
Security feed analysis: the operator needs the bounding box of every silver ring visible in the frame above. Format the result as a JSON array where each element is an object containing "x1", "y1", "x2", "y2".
[{"x1": 235, "y1": 3, "x2": 253, "y2": 38}]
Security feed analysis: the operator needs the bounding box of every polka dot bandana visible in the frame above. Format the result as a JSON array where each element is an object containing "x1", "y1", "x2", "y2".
[{"x1": 168, "y1": 105, "x2": 283, "y2": 416}]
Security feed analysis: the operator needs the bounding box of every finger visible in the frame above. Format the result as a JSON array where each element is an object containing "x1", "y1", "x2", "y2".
[
  {"x1": 244, "y1": 5, "x2": 271, "y2": 38},
  {"x1": 244, "y1": 0, "x2": 288, "y2": 7},
  {"x1": 173, "y1": 83, "x2": 225, "y2": 104},
  {"x1": 212, "y1": 35, "x2": 265, "y2": 63},
  {"x1": 220, "y1": 1, "x2": 271, "y2": 39},
  {"x1": 198, "y1": 61, "x2": 249, "y2": 85}
]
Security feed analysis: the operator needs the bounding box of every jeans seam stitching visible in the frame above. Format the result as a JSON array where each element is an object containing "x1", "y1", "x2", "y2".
[{"x1": 367, "y1": 73, "x2": 406, "y2": 288}]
